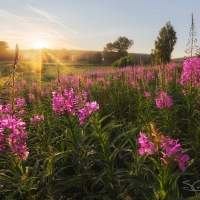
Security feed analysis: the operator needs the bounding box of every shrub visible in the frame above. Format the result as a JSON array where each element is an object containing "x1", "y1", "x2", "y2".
[{"x1": 111, "y1": 54, "x2": 134, "y2": 68}]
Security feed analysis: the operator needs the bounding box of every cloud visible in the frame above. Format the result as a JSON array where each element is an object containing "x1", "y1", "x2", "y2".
[
  {"x1": 0, "y1": 9, "x2": 29, "y2": 23},
  {"x1": 26, "y1": 4, "x2": 77, "y2": 34}
]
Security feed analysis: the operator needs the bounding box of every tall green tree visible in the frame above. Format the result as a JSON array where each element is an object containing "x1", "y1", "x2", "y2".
[
  {"x1": 103, "y1": 36, "x2": 133, "y2": 63},
  {"x1": 152, "y1": 22, "x2": 177, "y2": 64}
]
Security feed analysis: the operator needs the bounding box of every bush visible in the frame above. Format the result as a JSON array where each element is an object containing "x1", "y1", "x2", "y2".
[{"x1": 111, "y1": 55, "x2": 134, "y2": 68}]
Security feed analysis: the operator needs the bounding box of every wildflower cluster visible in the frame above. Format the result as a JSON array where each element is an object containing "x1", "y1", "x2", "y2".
[
  {"x1": 30, "y1": 115, "x2": 44, "y2": 125},
  {"x1": 0, "y1": 104, "x2": 29, "y2": 159},
  {"x1": 180, "y1": 57, "x2": 200, "y2": 87},
  {"x1": 52, "y1": 88, "x2": 99, "y2": 124},
  {"x1": 138, "y1": 132, "x2": 189, "y2": 172},
  {"x1": 138, "y1": 132, "x2": 157, "y2": 155},
  {"x1": 144, "y1": 91, "x2": 151, "y2": 98},
  {"x1": 155, "y1": 91, "x2": 173, "y2": 109}
]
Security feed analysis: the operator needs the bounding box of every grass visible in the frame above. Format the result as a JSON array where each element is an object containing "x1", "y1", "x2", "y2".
[{"x1": 0, "y1": 61, "x2": 112, "y2": 85}]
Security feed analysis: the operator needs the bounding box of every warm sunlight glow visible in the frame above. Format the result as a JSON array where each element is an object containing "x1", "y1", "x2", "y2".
[{"x1": 34, "y1": 40, "x2": 48, "y2": 49}]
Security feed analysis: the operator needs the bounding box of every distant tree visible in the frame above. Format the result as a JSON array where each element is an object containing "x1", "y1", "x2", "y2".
[
  {"x1": 103, "y1": 36, "x2": 134, "y2": 63},
  {"x1": 150, "y1": 49, "x2": 156, "y2": 65},
  {"x1": 77, "y1": 54, "x2": 88, "y2": 62},
  {"x1": 152, "y1": 22, "x2": 177, "y2": 64},
  {"x1": 111, "y1": 54, "x2": 134, "y2": 68},
  {"x1": 62, "y1": 54, "x2": 70, "y2": 61},
  {"x1": 185, "y1": 13, "x2": 199, "y2": 57},
  {"x1": 0, "y1": 41, "x2": 9, "y2": 52},
  {"x1": 88, "y1": 52, "x2": 102, "y2": 64},
  {"x1": 0, "y1": 41, "x2": 12, "y2": 61}
]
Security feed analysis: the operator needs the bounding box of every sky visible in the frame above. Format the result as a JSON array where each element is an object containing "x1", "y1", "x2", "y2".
[{"x1": 1, "y1": 0, "x2": 200, "y2": 58}]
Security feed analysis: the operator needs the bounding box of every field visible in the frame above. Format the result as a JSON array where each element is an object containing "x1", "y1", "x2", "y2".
[
  {"x1": 0, "y1": 61, "x2": 112, "y2": 85},
  {"x1": 0, "y1": 58, "x2": 200, "y2": 200}
]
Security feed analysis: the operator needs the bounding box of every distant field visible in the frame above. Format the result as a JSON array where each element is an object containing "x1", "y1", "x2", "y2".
[{"x1": 0, "y1": 61, "x2": 112, "y2": 85}]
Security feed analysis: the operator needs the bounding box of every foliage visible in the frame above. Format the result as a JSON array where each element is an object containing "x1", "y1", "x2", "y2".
[
  {"x1": 151, "y1": 22, "x2": 177, "y2": 65},
  {"x1": 0, "y1": 41, "x2": 9, "y2": 52},
  {"x1": 103, "y1": 36, "x2": 134, "y2": 63},
  {"x1": 1, "y1": 55, "x2": 200, "y2": 199},
  {"x1": 88, "y1": 52, "x2": 102, "y2": 64},
  {"x1": 0, "y1": 41, "x2": 12, "y2": 61},
  {"x1": 111, "y1": 55, "x2": 134, "y2": 68}
]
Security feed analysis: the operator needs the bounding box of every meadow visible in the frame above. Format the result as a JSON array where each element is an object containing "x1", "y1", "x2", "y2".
[{"x1": 0, "y1": 57, "x2": 200, "y2": 200}]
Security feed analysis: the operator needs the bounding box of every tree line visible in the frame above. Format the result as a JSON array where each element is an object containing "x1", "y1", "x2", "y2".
[{"x1": 1, "y1": 16, "x2": 199, "y2": 66}]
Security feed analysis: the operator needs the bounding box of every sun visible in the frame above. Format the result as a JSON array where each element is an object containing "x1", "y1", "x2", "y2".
[{"x1": 34, "y1": 40, "x2": 48, "y2": 49}]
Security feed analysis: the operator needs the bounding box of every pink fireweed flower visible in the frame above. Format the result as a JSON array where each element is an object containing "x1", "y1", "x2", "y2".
[
  {"x1": 168, "y1": 76, "x2": 173, "y2": 82},
  {"x1": 182, "y1": 89, "x2": 187, "y2": 96},
  {"x1": 41, "y1": 91, "x2": 45, "y2": 97},
  {"x1": 15, "y1": 98, "x2": 27, "y2": 107},
  {"x1": 31, "y1": 82, "x2": 36, "y2": 87},
  {"x1": 138, "y1": 132, "x2": 157, "y2": 155},
  {"x1": 52, "y1": 88, "x2": 99, "y2": 124},
  {"x1": 102, "y1": 86, "x2": 107, "y2": 90},
  {"x1": 0, "y1": 113, "x2": 29, "y2": 159},
  {"x1": 97, "y1": 77, "x2": 105, "y2": 82},
  {"x1": 52, "y1": 91, "x2": 66, "y2": 116},
  {"x1": 144, "y1": 92, "x2": 151, "y2": 98},
  {"x1": 180, "y1": 57, "x2": 200, "y2": 87},
  {"x1": 22, "y1": 80, "x2": 26, "y2": 86},
  {"x1": 106, "y1": 81, "x2": 111, "y2": 86},
  {"x1": 174, "y1": 153, "x2": 190, "y2": 172},
  {"x1": 0, "y1": 104, "x2": 12, "y2": 114},
  {"x1": 30, "y1": 115, "x2": 44, "y2": 125},
  {"x1": 138, "y1": 131, "x2": 190, "y2": 171},
  {"x1": 28, "y1": 94, "x2": 35, "y2": 101},
  {"x1": 77, "y1": 101, "x2": 99, "y2": 124},
  {"x1": 86, "y1": 78, "x2": 93, "y2": 85},
  {"x1": 146, "y1": 71, "x2": 155, "y2": 81},
  {"x1": 0, "y1": 133, "x2": 4, "y2": 142},
  {"x1": 155, "y1": 91, "x2": 173, "y2": 109},
  {"x1": 160, "y1": 135, "x2": 182, "y2": 159},
  {"x1": 85, "y1": 101, "x2": 99, "y2": 114}
]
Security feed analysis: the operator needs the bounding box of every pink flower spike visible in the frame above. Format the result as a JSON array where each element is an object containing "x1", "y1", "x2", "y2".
[
  {"x1": 155, "y1": 91, "x2": 173, "y2": 109},
  {"x1": 144, "y1": 92, "x2": 151, "y2": 98},
  {"x1": 138, "y1": 132, "x2": 157, "y2": 155},
  {"x1": 28, "y1": 94, "x2": 35, "y2": 101},
  {"x1": 174, "y1": 154, "x2": 190, "y2": 172}
]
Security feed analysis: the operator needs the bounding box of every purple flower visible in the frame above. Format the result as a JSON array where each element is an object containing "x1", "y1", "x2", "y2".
[
  {"x1": 182, "y1": 89, "x2": 187, "y2": 96},
  {"x1": 168, "y1": 76, "x2": 173, "y2": 82},
  {"x1": 28, "y1": 94, "x2": 35, "y2": 101},
  {"x1": 0, "y1": 110, "x2": 29, "y2": 159},
  {"x1": 97, "y1": 77, "x2": 105, "y2": 82},
  {"x1": 144, "y1": 92, "x2": 151, "y2": 98},
  {"x1": 180, "y1": 57, "x2": 200, "y2": 87},
  {"x1": 30, "y1": 115, "x2": 44, "y2": 124},
  {"x1": 86, "y1": 78, "x2": 93, "y2": 85},
  {"x1": 77, "y1": 101, "x2": 99, "y2": 124},
  {"x1": 15, "y1": 98, "x2": 27, "y2": 107},
  {"x1": 138, "y1": 132, "x2": 157, "y2": 155},
  {"x1": 155, "y1": 91, "x2": 173, "y2": 109},
  {"x1": 138, "y1": 130, "x2": 190, "y2": 171},
  {"x1": 174, "y1": 154, "x2": 190, "y2": 172},
  {"x1": 160, "y1": 136, "x2": 182, "y2": 158},
  {"x1": 22, "y1": 80, "x2": 26, "y2": 86},
  {"x1": 52, "y1": 88, "x2": 99, "y2": 124},
  {"x1": 52, "y1": 91, "x2": 65, "y2": 116}
]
